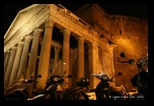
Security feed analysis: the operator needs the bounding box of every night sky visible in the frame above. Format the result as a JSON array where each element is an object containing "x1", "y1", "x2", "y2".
[{"x1": 4, "y1": 4, "x2": 148, "y2": 35}]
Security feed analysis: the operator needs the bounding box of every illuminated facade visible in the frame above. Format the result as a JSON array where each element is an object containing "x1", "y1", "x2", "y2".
[
  {"x1": 74, "y1": 4, "x2": 148, "y2": 90},
  {"x1": 4, "y1": 4, "x2": 148, "y2": 93}
]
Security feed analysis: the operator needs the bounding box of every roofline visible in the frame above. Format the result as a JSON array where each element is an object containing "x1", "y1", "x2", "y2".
[{"x1": 4, "y1": 4, "x2": 39, "y2": 38}]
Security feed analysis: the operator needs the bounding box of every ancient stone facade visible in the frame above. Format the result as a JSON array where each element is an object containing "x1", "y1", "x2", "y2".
[
  {"x1": 4, "y1": 4, "x2": 148, "y2": 93},
  {"x1": 74, "y1": 4, "x2": 148, "y2": 90}
]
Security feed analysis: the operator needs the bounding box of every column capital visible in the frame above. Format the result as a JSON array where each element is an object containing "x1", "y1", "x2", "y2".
[
  {"x1": 87, "y1": 43, "x2": 98, "y2": 50},
  {"x1": 61, "y1": 29, "x2": 71, "y2": 37},
  {"x1": 76, "y1": 37, "x2": 84, "y2": 40},
  {"x1": 110, "y1": 44, "x2": 117, "y2": 48},
  {"x1": 45, "y1": 19, "x2": 54, "y2": 28},
  {"x1": 11, "y1": 46, "x2": 17, "y2": 50},
  {"x1": 76, "y1": 37, "x2": 84, "y2": 44},
  {"x1": 17, "y1": 41, "x2": 24, "y2": 48},
  {"x1": 24, "y1": 35, "x2": 32, "y2": 43},
  {"x1": 33, "y1": 28, "x2": 43, "y2": 37}
]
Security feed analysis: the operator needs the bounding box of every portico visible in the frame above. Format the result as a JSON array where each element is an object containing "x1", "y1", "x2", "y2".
[{"x1": 4, "y1": 4, "x2": 116, "y2": 91}]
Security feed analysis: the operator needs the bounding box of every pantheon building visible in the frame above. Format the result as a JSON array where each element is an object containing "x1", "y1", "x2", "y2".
[{"x1": 4, "y1": 4, "x2": 148, "y2": 94}]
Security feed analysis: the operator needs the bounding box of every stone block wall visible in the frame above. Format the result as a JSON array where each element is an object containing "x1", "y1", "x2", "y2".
[{"x1": 74, "y1": 4, "x2": 148, "y2": 91}]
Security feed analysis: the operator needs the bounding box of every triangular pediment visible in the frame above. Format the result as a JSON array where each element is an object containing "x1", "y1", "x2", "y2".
[{"x1": 4, "y1": 4, "x2": 50, "y2": 51}]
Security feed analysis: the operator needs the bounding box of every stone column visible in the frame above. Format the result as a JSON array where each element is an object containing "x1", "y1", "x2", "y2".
[
  {"x1": 61, "y1": 29, "x2": 71, "y2": 88},
  {"x1": 61, "y1": 29, "x2": 71, "y2": 64},
  {"x1": 36, "y1": 19, "x2": 54, "y2": 90},
  {"x1": 26, "y1": 28, "x2": 43, "y2": 96},
  {"x1": 17, "y1": 35, "x2": 32, "y2": 78},
  {"x1": 26, "y1": 28, "x2": 43, "y2": 79},
  {"x1": 76, "y1": 37, "x2": 85, "y2": 78},
  {"x1": 87, "y1": 43, "x2": 97, "y2": 88},
  {"x1": 8, "y1": 42, "x2": 24, "y2": 86},
  {"x1": 53, "y1": 47, "x2": 60, "y2": 69},
  {"x1": 109, "y1": 44, "x2": 117, "y2": 78},
  {"x1": 4, "y1": 50, "x2": 11, "y2": 76},
  {"x1": 4, "y1": 47, "x2": 17, "y2": 88}
]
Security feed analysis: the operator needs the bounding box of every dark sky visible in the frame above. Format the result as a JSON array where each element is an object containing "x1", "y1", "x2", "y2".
[{"x1": 4, "y1": 4, "x2": 148, "y2": 35}]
